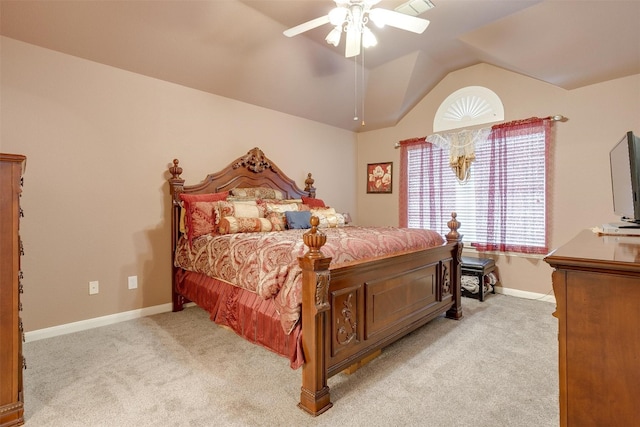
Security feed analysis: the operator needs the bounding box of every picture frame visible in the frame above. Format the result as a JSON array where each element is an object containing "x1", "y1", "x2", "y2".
[{"x1": 367, "y1": 162, "x2": 393, "y2": 193}]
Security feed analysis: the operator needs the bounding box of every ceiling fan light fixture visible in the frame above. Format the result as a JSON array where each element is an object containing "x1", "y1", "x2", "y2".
[
  {"x1": 362, "y1": 26, "x2": 377, "y2": 48},
  {"x1": 284, "y1": 0, "x2": 432, "y2": 57},
  {"x1": 328, "y1": 7, "x2": 348, "y2": 26},
  {"x1": 325, "y1": 26, "x2": 342, "y2": 47}
]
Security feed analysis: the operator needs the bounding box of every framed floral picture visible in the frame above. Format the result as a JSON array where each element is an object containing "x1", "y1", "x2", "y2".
[{"x1": 367, "y1": 162, "x2": 392, "y2": 193}]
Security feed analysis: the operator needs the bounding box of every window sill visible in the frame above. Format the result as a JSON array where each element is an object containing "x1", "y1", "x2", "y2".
[{"x1": 462, "y1": 246, "x2": 546, "y2": 260}]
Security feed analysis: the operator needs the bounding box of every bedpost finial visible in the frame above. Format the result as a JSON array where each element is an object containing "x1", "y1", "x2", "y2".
[
  {"x1": 169, "y1": 159, "x2": 183, "y2": 179},
  {"x1": 303, "y1": 216, "x2": 326, "y2": 259},
  {"x1": 305, "y1": 173, "x2": 314, "y2": 189},
  {"x1": 446, "y1": 212, "x2": 461, "y2": 242},
  {"x1": 305, "y1": 173, "x2": 316, "y2": 198}
]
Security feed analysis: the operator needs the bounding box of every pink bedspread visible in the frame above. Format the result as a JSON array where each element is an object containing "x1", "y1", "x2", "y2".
[{"x1": 174, "y1": 226, "x2": 444, "y2": 334}]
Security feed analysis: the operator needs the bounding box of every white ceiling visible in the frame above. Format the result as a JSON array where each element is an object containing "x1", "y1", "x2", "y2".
[{"x1": 2, "y1": 0, "x2": 639, "y2": 132}]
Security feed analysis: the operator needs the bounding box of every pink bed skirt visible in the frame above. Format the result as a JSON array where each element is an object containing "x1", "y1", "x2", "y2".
[{"x1": 175, "y1": 269, "x2": 304, "y2": 369}]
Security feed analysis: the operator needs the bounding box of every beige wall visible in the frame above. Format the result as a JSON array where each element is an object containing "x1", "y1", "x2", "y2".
[
  {"x1": 357, "y1": 63, "x2": 640, "y2": 295},
  {"x1": 4, "y1": 35, "x2": 640, "y2": 331},
  {"x1": 1, "y1": 37, "x2": 357, "y2": 331}
]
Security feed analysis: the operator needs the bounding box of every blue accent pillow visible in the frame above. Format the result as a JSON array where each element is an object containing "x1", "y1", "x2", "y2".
[{"x1": 286, "y1": 211, "x2": 312, "y2": 229}]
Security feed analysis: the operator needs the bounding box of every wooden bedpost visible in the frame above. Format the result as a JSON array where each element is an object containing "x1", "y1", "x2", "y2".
[
  {"x1": 445, "y1": 212, "x2": 461, "y2": 243},
  {"x1": 445, "y1": 212, "x2": 464, "y2": 320},
  {"x1": 304, "y1": 173, "x2": 316, "y2": 198},
  {"x1": 168, "y1": 159, "x2": 186, "y2": 312},
  {"x1": 298, "y1": 216, "x2": 333, "y2": 416}
]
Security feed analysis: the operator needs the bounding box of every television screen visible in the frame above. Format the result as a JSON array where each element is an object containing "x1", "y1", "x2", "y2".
[
  {"x1": 610, "y1": 131, "x2": 640, "y2": 223},
  {"x1": 610, "y1": 134, "x2": 634, "y2": 219}
]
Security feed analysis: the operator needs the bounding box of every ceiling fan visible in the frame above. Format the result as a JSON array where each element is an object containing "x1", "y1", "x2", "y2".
[{"x1": 283, "y1": 0, "x2": 431, "y2": 58}]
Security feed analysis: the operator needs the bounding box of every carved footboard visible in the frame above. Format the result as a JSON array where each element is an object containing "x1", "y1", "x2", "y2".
[{"x1": 298, "y1": 214, "x2": 463, "y2": 415}]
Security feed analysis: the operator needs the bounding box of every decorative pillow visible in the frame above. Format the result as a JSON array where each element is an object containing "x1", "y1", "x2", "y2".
[
  {"x1": 179, "y1": 207, "x2": 187, "y2": 234},
  {"x1": 231, "y1": 187, "x2": 284, "y2": 200},
  {"x1": 187, "y1": 201, "x2": 219, "y2": 237},
  {"x1": 311, "y1": 207, "x2": 345, "y2": 228},
  {"x1": 226, "y1": 195, "x2": 259, "y2": 202},
  {"x1": 214, "y1": 200, "x2": 265, "y2": 224},
  {"x1": 218, "y1": 217, "x2": 273, "y2": 234},
  {"x1": 310, "y1": 207, "x2": 336, "y2": 216},
  {"x1": 265, "y1": 201, "x2": 300, "y2": 213},
  {"x1": 262, "y1": 198, "x2": 302, "y2": 203},
  {"x1": 286, "y1": 210, "x2": 312, "y2": 229},
  {"x1": 179, "y1": 191, "x2": 229, "y2": 242},
  {"x1": 265, "y1": 210, "x2": 286, "y2": 231},
  {"x1": 301, "y1": 196, "x2": 326, "y2": 208}
]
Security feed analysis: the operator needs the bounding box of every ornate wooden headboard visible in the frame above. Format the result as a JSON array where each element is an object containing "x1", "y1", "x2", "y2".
[
  {"x1": 168, "y1": 147, "x2": 315, "y2": 203},
  {"x1": 167, "y1": 147, "x2": 316, "y2": 254}
]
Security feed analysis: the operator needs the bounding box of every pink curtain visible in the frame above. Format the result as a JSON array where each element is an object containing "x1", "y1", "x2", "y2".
[
  {"x1": 472, "y1": 117, "x2": 551, "y2": 254},
  {"x1": 399, "y1": 137, "x2": 426, "y2": 228}
]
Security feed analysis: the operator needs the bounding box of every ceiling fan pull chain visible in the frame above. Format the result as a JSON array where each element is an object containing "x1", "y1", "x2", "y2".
[
  {"x1": 354, "y1": 54, "x2": 359, "y2": 121},
  {"x1": 361, "y1": 47, "x2": 365, "y2": 127}
]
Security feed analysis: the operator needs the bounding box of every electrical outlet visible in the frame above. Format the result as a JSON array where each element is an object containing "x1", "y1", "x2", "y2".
[
  {"x1": 89, "y1": 281, "x2": 99, "y2": 295},
  {"x1": 128, "y1": 275, "x2": 138, "y2": 290}
]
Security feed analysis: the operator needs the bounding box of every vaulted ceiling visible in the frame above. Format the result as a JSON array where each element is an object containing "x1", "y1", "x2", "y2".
[{"x1": 2, "y1": 0, "x2": 639, "y2": 132}]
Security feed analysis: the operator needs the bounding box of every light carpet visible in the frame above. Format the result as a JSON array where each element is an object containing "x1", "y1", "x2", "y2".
[{"x1": 23, "y1": 294, "x2": 558, "y2": 426}]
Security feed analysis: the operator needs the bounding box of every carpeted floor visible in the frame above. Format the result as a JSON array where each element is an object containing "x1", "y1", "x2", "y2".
[{"x1": 22, "y1": 294, "x2": 558, "y2": 426}]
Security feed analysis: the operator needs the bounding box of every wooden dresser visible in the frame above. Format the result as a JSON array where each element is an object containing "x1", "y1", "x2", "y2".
[
  {"x1": 544, "y1": 230, "x2": 640, "y2": 427},
  {"x1": 0, "y1": 154, "x2": 26, "y2": 427}
]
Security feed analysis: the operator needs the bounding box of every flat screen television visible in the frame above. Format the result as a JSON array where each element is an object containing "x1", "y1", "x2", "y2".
[{"x1": 610, "y1": 131, "x2": 640, "y2": 224}]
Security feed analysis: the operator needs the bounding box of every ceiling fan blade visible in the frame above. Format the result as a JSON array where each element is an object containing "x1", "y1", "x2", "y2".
[
  {"x1": 369, "y1": 8, "x2": 430, "y2": 34},
  {"x1": 283, "y1": 15, "x2": 331, "y2": 37},
  {"x1": 345, "y1": 28, "x2": 361, "y2": 58}
]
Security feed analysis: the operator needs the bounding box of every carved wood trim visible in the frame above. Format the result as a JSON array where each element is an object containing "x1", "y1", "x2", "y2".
[
  {"x1": 232, "y1": 147, "x2": 272, "y2": 173},
  {"x1": 314, "y1": 271, "x2": 331, "y2": 313},
  {"x1": 336, "y1": 293, "x2": 357, "y2": 346},
  {"x1": 441, "y1": 263, "x2": 451, "y2": 296}
]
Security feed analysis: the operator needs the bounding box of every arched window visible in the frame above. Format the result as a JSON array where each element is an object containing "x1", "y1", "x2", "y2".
[{"x1": 433, "y1": 86, "x2": 504, "y2": 132}]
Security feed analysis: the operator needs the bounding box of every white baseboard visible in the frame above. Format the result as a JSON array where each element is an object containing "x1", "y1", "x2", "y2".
[
  {"x1": 495, "y1": 286, "x2": 556, "y2": 304},
  {"x1": 24, "y1": 289, "x2": 553, "y2": 343},
  {"x1": 24, "y1": 303, "x2": 174, "y2": 343}
]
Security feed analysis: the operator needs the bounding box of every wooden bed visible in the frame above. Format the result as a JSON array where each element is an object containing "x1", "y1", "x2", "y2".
[{"x1": 167, "y1": 147, "x2": 463, "y2": 415}]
